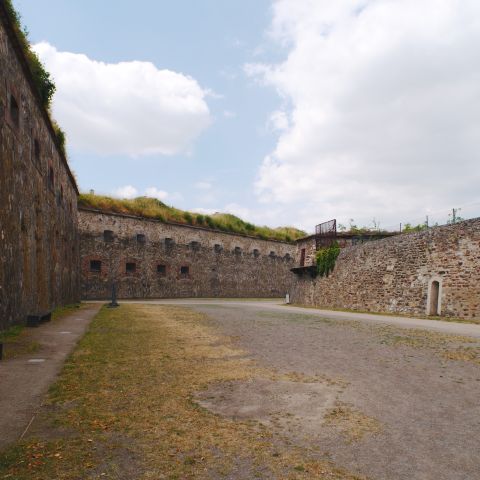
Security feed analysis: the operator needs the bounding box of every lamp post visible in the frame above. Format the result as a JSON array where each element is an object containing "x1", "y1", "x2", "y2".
[{"x1": 108, "y1": 282, "x2": 119, "y2": 308}]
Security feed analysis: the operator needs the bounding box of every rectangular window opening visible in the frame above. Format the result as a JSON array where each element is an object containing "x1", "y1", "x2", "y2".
[
  {"x1": 300, "y1": 248, "x2": 306, "y2": 266},
  {"x1": 180, "y1": 266, "x2": 189, "y2": 277},
  {"x1": 9, "y1": 93, "x2": 19, "y2": 127},
  {"x1": 157, "y1": 264, "x2": 166, "y2": 276},
  {"x1": 34, "y1": 139, "x2": 40, "y2": 164},
  {"x1": 104, "y1": 230, "x2": 114, "y2": 242},
  {"x1": 137, "y1": 233, "x2": 146, "y2": 244},
  {"x1": 126, "y1": 262, "x2": 136, "y2": 274},
  {"x1": 90, "y1": 260, "x2": 102, "y2": 272},
  {"x1": 48, "y1": 165, "x2": 55, "y2": 189}
]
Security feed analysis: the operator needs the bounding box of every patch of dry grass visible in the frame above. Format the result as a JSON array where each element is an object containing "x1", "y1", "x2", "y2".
[
  {"x1": 324, "y1": 406, "x2": 381, "y2": 443},
  {"x1": 0, "y1": 304, "x2": 364, "y2": 480},
  {"x1": 442, "y1": 347, "x2": 480, "y2": 364},
  {"x1": 0, "y1": 304, "x2": 88, "y2": 360},
  {"x1": 270, "y1": 371, "x2": 348, "y2": 388},
  {"x1": 265, "y1": 306, "x2": 480, "y2": 367},
  {"x1": 372, "y1": 325, "x2": 480, "y2": 365},
  {"x1": 0, "y1": 324, "x2": 39, "y2": 360},
  {"x1": 51, "y1": 303, "x2": 85, "y2": 321},
  {"x1": 286, "y1": 304, "x2": 480, "y2": 325}
]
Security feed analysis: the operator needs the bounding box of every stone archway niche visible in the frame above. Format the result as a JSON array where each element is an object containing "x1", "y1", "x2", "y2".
[{"x1": 427, "y1": 277, "x2": 442, "y2": 316}]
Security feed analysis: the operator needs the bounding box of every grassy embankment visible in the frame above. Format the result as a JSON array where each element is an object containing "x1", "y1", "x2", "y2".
[
  {"x1": 0, "y1": 304, "x2": 362, "y2": 480},
  {"x1": 79, "y1": 193, "x2": 306, "y2": 243}
]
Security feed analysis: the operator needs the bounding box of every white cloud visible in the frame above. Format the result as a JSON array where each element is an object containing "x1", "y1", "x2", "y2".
[
  {"x1": 114, "y1": 185, "x2": 138, "y2": 199},
  {"x1": 113, "y1": 185, "x2": 169, "y2": 200},
  {"x1": 192, "y1": 207, "x2": 217, "y2": 215},
  {"x1": 145, "y1": 187, "x2": 168, "y2": 200},
  {"x1": 223, "y1": 203, "x2": 251, "y2": 220},
  {"x1": 34, "y1": 42, "x2": 211, "y2": 156},
  {"x1": 268, "y1": 110, "x2": 289, "y2": 131},
  {"x1": 248, "y1": 0, "x2": 480, "y2": 229},
  {"x1": 223, "y1": 110, "x2": 237, "y2": 118}
]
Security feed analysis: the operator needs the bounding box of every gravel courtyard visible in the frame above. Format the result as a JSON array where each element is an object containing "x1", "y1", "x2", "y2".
[
  {"x1": 177, "y1": 300, "x2": 480, "y2": 480},
  {"x1": 2, "y1": 301, "x2": 479, "y2": 479}
]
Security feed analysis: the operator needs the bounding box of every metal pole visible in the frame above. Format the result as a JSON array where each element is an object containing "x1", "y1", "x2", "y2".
[{"x1": 108, "y1": 282, "x2": 119, "y2": 308}]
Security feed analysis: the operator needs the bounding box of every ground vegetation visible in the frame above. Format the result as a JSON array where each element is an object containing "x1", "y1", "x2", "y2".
[{"x1": 0, "y1": 304, "x2": 361, "y2": 479}]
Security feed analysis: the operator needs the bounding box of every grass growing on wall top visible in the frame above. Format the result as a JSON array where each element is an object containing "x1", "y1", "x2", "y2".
[
  {"x1": 4, "y1": 0, "x2": 55, "y2": 108},
  {"x1": 4, "y1": 0, "x2": 67, "y2": 154},
  {"x1": 78, "y1": 193, "x2": 306, "y2": 242}
]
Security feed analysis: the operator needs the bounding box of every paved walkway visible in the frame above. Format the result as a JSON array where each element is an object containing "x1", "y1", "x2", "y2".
[
  {"x1": 124, "y1": 298, "x2": 480, "y2": 338},
  {"x1": 0, "y1": 304, "x2": 100, "y2": 451}
]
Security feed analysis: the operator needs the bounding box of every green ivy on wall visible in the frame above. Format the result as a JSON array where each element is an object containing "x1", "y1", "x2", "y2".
[{"x1": 316, "y1": 241, "x2": 340, "y2": 277}]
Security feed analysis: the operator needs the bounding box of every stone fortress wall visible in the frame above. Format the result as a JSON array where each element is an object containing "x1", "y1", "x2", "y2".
[
  {"x1": 291, "y1": 218, "x2": 480, "y2": 320},
  {"x1": 2, "y1": 0, "x2": 479, "y2": 327},
  {"x1": 79, "y1": 208, "x2": 296, "y2": 300},
  {"x1": 0, "y1": 7, "x2": 80, "y2": 330}
]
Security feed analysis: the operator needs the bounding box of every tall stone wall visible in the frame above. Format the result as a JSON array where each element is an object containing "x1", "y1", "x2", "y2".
[
  {"x1": 0, "y1": 8, "x2": 80, "y2": 330},
  {"x1": 291, "y1": 219, "x2": 480, "y2": 320},
  {"x1": 79, "y1": 208, "x2": 296, "y2": 299}
]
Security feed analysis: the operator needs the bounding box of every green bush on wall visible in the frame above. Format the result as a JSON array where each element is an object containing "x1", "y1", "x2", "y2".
[
  {"x1": 316, "y1": 241, "x2": 340, "y2": 277},
  {"x1": 5, "y1": 0, "x2": 56, "y2": 109}
]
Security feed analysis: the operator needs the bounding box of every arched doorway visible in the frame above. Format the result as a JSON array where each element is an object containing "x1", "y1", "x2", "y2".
[{"x1": 428, "y1": 280, "x2": 440, "y2": 316}]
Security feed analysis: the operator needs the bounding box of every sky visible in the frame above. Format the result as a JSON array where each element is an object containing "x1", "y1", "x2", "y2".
[{"x1": 13, "y1": 0, "x2": 480, "y2": 232}]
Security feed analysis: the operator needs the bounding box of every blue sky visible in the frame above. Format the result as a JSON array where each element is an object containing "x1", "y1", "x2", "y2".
[
  {"x1": 14, "y1": 0, "x2": 281, "y2": 217},
  {"x1": 13, "y1": 0, "x2": 480, "y2": 231}
]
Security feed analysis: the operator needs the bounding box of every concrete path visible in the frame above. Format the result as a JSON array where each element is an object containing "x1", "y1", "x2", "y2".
[
  {"x1": 0, "y1": 304, "x2": 100, "y2": 451},
  {"x1": 123, "y1": 298, "x2": 480, "y2": 338}
]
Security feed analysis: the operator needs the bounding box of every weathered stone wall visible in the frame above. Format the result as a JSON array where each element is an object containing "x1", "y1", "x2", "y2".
[
  {"x1": 291, "y1": 219, "x2": 480, "y2": 319},
  {"x1": 295, "y1": 232, "x2": 398, "y2": 267},
  {"x1": 0, "y1": 8, "x2": 80, "y2": 330},
  {"x1": 79, "y1": 208, "x2": 296, "y2": 299},
  {"x1": 296, "y1": 236, "x2": 317, "y2": 266}
]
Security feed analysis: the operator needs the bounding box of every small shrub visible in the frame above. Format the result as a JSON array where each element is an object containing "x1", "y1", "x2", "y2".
[
  {"x1": 316, "y1": 241, "x2": 340, "y2": 277},
  {"x1": 205, "y1": 216, "x2": 215, "y2": 229},
  {"x1": 183, "y1": 212, "x2": 193, "y2": 224},
  {"x1": 5, "y1": 0, "x2": 56, "y2": 109},
  {"x1": 52, "y1": 121, "x2": 66, "y2": 156}
]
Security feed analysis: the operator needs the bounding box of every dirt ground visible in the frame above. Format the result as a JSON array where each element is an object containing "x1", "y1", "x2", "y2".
[
  {"x1": 188, "y1": 302, "x2": 480, "y2": 480},
  {"x1": 2, "y1": 301, "x2": 479, "y2": 480}
]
